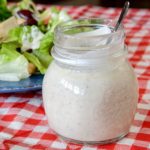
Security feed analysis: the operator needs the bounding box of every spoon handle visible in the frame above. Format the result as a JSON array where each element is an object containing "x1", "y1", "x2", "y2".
[{"x1": 114, "y1": 1, "x2": 130, "y2": 32}]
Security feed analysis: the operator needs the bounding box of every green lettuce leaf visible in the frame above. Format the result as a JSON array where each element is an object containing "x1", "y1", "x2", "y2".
[
  {"x1": 33, "y1": 30, "x2": 53, "y2": 68},
  {"x1": 35, "y1": 7, "x2": 70, "y2": 68},
  {"x1": 0, "y1": 43, "x2": 19, "y2": 61},
  {"x1": 48, "y1": 7, "x2": 71, "y2": 32},
  {"x1": 23, "y1": 52, "x2": 46, "y2": 74},
  {"x1": 5, "y1": 26, "x2": 22, "y2": 43},
  {"x1": 0, "y1": 0, "x2": 12, "y2": 21},
  {"x1": 10, "y1": 0, "x2": 38, "y2": 14},
  {"x1": 0, "y1": 43, "x2": 30, "y2": 81},
  {"x1": 39, "y1": 7, "x2": 71, "y2": 32}
]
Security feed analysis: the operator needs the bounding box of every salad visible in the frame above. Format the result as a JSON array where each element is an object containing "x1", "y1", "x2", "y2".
[{"x1": 0, "y1": 0, "x2": 71, "y2": 81}]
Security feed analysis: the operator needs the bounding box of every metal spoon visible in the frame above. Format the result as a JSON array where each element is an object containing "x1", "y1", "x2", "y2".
[
  {"x1": 113, "y1": 1, "x2": 130, "y2": 32},
  {"x1": 106, "y1": 1, "x2": 130, "y2": 44}
]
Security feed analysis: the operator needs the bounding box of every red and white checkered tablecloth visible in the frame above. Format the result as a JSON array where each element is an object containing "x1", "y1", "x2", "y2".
[{"x1": 0, "y1": 5, "x2": 150, "y2": 150}]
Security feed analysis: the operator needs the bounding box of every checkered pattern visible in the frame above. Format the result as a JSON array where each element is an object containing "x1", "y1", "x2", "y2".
[{"x1": 0, "y1": 5, "x2": 150, "y2": 150}]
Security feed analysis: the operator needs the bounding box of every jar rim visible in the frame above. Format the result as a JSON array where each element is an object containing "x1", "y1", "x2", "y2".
[
  {"x1": 55, "y1": 18, "x2": 124, "y2": 40},
  {"x1": 52, "y1": 18, "x2": 126, "y2": 67}
]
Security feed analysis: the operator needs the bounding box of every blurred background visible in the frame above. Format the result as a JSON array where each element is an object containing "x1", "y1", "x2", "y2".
[{"x1": 9, "y1": 0, "x2": 150, "y2": 8}]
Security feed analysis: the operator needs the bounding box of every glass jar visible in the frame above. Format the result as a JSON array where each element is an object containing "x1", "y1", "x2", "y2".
[{"x1": 42, "y1": 18, "x2": 138, "y2": 144}]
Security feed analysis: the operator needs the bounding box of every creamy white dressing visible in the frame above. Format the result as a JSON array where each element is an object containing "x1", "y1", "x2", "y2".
[
  {"x1": 43, "y1": 61, "x2": 138, "y2": 142},
  {"x1": 21, "y1": 26, "x2": 44, "y2": 51},
  {"x1": 74, "y1": 26, "x2": 111, "y2": 37}
]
